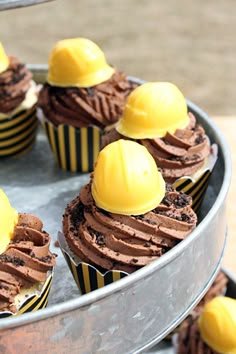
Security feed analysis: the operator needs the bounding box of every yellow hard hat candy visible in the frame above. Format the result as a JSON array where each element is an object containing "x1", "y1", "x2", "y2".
[
  {"x1": 91, "y1": 140, "x2": 165, "y2": 215},
  {"x1": 47, "y1": 38, "x2": 115, "y2": 88},
  {"x1": 0, "y1": 189, "x2": 18, "y2": 254},
  {"x1": 198, "y1": 296, "x2": 236, "y2": 354},
  {"x1": 116, "y1": 82, "x2": 189, "y2": 139},
  {"x1": 0, "y1": 42, "x2": 9, "y2": 74}
]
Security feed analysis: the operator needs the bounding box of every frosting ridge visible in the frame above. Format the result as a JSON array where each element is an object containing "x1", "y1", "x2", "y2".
[
  {"x1": 0, "y1": 213, "x2": 55, "y2": 313},
  {"x1": 63, "y1": 182, "x2": 197, "y2": 273},
  {"x1": 0, "y1": 56, "x2": 33, "y2": 114},
  {"x1": 102, "y1": 112, "x2": 210, "y2": 182},
  {"x1": 38, "y1": 70, "x2": 137, "y2": 129}
]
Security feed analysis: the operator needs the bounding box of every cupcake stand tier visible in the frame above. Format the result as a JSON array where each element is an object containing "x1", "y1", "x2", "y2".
[
  {"x1": 0, "y1": 0, "x2": 54, "y2": 11},
  {"x1": 0, "y1": 66, "x2": 231, "y2": 353}
]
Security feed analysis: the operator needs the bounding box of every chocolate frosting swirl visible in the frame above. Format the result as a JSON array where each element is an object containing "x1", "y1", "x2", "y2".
[
  {"x1": 0, "y1": 56, "x2": 32, "y2": 114},
  {"x1": 63, "y1": 183, "x2": 197, "y2": 273},
  {"x1": 176, "y1": 319, "x2": 218, "y2": 354},
  {"x1": 102, "y1": 112, "x2": 211, "y2": 183},
  {"x1": 0, "y1": 213, "x2": 56, "y2": 313},
  {"x1": 196, "y1": 271, "x2": 228, "y2": 312},
  {"x1": 38, "y1": 70, "x2": 137, "y2": 129},
  {"x1": 176, "y1": 273, "x2": 228, "y2": 353},
  {"x1": 170, "y1": 271, "x2": 228, "y2": 338}
]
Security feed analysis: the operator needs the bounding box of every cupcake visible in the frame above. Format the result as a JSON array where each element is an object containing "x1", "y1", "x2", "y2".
[
  {"x1": 59, "y1": 140, "x2": 197, "y2": 293},
  {"x1": 102, "y1": 82, "x2": 218, "y2": 211},
  {"x1": 175, "y1": 296, "x2": 236, "y2": 353},
  {"x1": 37, "y1": 37, "x2": 137, "y2": 172},
  {"x1": 0, "y1": 42, "x2": 38, "y2": 158},
  {"x1": 0, "y1": 189, "x2": 56, "y2": 316}
]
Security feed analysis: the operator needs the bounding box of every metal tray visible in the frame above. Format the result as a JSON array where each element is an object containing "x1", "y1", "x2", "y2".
[{"x1": 0, "y1": 66, "x2": 231, "y2": 353}]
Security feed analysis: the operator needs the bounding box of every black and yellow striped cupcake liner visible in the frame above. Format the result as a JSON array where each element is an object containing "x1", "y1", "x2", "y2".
[
  {"x1": 0, "y1": 107, "x2": 38, "y2": 158},
  {"x1": 0, "y1": 272, "x2": 53, "y2": 318},
  {"x1": 58, "y1": 232, "x2": 128, "y2": 294},
  {"x1": 172, "y1": 144, "x2": 218, "y2": 213},
  {"x1": 41, "y1": 120, "x2": 101, "y2": 173},
  {"x1": 172, "y1": 170, "x2": 211, "y2": 213}
]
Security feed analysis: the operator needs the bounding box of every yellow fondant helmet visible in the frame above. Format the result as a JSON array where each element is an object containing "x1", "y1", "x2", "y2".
[
  {"x1": 116, "y1": 82, "x2": 189, "y2": 139},
  {"x1": 0, "y1": 42, "x2": 9, "y2": 74},
  {"x1": 198, "y1": 296, "x2": 236, "y2": 354},
  {"x1": 47, "y1": 38, "x2": 115, "y2": 88},
  {"x1": 91, "y1": 140, "x2": 165, "y2": 215},
  {"x1": 0, "y1": 189, "x2": 18, "y2": 254}
]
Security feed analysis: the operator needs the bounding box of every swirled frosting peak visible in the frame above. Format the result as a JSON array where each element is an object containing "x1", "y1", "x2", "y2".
[
  {"x1": 0, "y1": 56, "x2": 33, "y2": 114},
  {"x1": 92, "y1": 140, "x2": 165, "y2": 215},
  {"x1": 0, "y1": 213, "x2": 56, "y2": 313},
  {"x1": 116, "y1": 82, "x2": 189, "y2": 139}
]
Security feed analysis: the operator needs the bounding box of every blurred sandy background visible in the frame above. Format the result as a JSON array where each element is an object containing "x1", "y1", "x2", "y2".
[{"x1": 0, "y1": 0, "x2": 236, "y2": 116}]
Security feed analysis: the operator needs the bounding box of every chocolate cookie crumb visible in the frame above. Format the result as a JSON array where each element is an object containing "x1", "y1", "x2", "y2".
[
  {"x1": 71, "y1": 201, "x2": 85, "y2": 227},
  {"x1": 0, "y1": 254, "x2": 25, "y2": 267},
  {"x1": 144, "y1": 242, "x2": 152, "y2": 247}
]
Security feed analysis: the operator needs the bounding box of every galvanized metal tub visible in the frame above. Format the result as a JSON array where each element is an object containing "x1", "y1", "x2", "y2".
[{"x1": 0, "y1": 66, "x2": 231, "y2": 353}]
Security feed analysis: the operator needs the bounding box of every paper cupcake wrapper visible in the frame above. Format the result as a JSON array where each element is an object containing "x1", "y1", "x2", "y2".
[
  {"x1": 41, "y1": 119, "x2": 101, "y2": 173},
  {"x1": 58, "y1": 232, "x2": 128, "y2": 294},
  {"x1": 172, "y1": 144, "x2": 218, "y2": 212},
  {"x1": 0, "y1": 272, "x2": 53, "y2": 318},
  {"x1": 0, "y1": 106, "x2": 38, "y2": 158}
]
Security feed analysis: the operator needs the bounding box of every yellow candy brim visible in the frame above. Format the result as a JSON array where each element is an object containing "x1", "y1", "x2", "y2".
[
  {"x1": 47, "y1": 65, "x2": 115, "y2": 88},
  {"x1": 116, "y1": 113, "x2": 190, "y2": 139}
]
